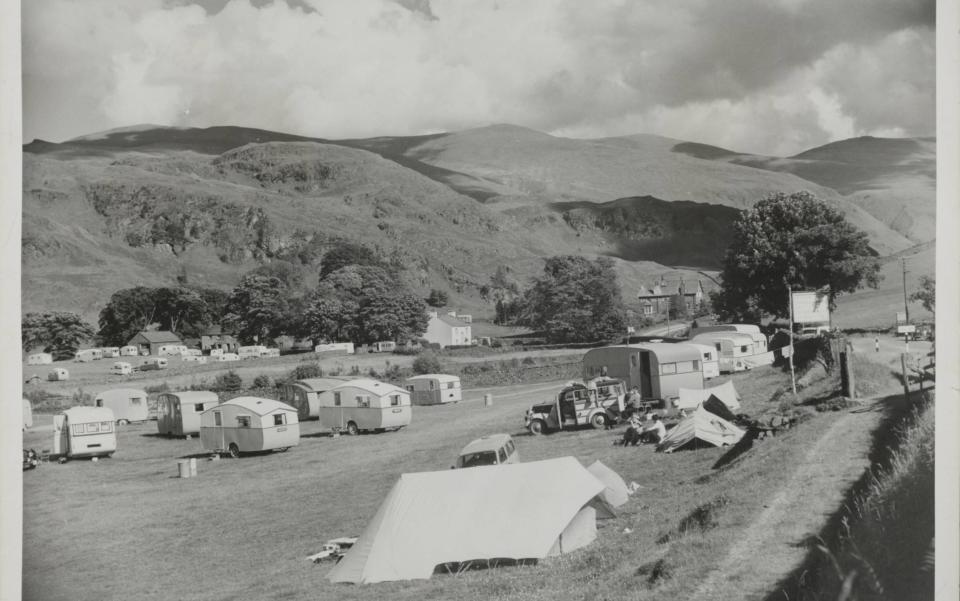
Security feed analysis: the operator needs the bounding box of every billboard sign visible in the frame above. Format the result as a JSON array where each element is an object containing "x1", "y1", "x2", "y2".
[
  {"x1": 897, "y1": 325, "x2": 916, "y2": 335},
  {"x1": 791, "y1": 290, "x2": 830, "y2": 325},
  {"x1": 895, "y1": 312, "x2": 907, "y2": 324}
]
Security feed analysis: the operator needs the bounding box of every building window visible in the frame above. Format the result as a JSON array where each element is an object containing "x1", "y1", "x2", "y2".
[
  {"x1": 334, "y1": 392, "x2": 341, "y2": 407},
  {"x1": 390, "y1": 395, "x2": 401, "y2": 407},
  {"x1": 237, "y1": 415, "x2": 251, "y2": 428},
  {"x1": 642, "y1": 304, "x2": 654, "y2": 315},
  {"x1": 273, "y1": 413, "x2": 285, "y2": 426}
]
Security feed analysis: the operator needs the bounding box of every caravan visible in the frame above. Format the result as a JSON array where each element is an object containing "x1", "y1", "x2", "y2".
[
  {"x1": 157, "y1": 391, "x2": 221, "y2": 437},
  {"x1": 689, "y1": 332, "x2": 755, "y2": 373},
  {"x1": 120, "y1": 345, "x2": 139, "y2": 356},
  {"x1": 688, "y1": 343, "x2": 721, "y2": 380},
  {"x1": 320, "y1": 379, "x2": 412, "y2": 435},
  {"x1": 95, "y1": 389, "x2": 149, "y2": 424},
  {"x1": 26, "y1": 352, "x2": 52, "y2": 365},
  {"x1": 75, "y1": 349, "x2": 103, "y2": 362},
  {"x1": 52, "y1": 407, "x2": 117, "y2": 459},
  {"x1": 48, "y1": 368, "x2": 69, "y2": 381},
  {"x1": 581, "y1": 343, "x2": 704, "y2": 410},
  {"x1": 278, "y1": 378, "x2": 346, "y2": 421},
  {"x1": 404, "y1": 374, "x2": 462, "y2": 405},
  {"x1": 200, "y1": 397, "x2": 300, "y2": 458}
]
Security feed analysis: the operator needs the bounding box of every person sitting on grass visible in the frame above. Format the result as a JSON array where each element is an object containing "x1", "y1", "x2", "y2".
[
  {"x1": 639, "y1": 414, "x2": 667, "y2": 444},
  {"x1": 621, "y1": 413, "x2": 643, "y2": 446}
]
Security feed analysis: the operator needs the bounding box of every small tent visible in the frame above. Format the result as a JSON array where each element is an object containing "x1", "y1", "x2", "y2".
[
  {"x1": 702, "y1": 395, "x2": 739, "y2": 423},
  {"x1": 676, "y1": 380, "x2": 741, "y2": 412},
  {"x1": 586, "y1": 460, "x2": 630, "y2": 508},
  {"x1": 328, "y1": 457, "x2": 607, "y2": 584},
  {"x1": 656, "y1": 407, "x2": 745, "y2": 453}
]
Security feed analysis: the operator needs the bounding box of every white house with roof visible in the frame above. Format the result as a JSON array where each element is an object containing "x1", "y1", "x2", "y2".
[{"x1": 423, "y1": 311, "x2": 472, "y2": 348}]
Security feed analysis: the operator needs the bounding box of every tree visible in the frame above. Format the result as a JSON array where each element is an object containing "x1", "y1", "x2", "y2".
[
  {"x1": 519, "y1": 256, "x2": 626, "y2": 343},
  {"x1": 668, "y1": 295, "x2": 689, "y2": 320},
  {"x1": 98, "y1": 287, "x2": 160, "y2": 345},
  {"x1": 910, "y1": 276, "x2": 935, "y2": 315},
  {"x1": 426, "y1": 289, "x2": 449, "y2": 308},
  {"x1": 712, "y1": 192, "x2": 881, "y2": 321},
  {"x1": 223, "y1": 274, "x2": 291, "y2": 343},
  {"x1": 412, "y1": 352, "x2": 443, "y2": 374},
  {"x1": 98, "y1": 285, "x2": 226, "y2": 345},
  {"x1": 22, "y1": 312, "x2": 96, "y2": 356},
  {"x1": 306, "y1": 265, "x2": 429, "y2": 344},
  {"x1": 319, "y1": 240, "x2": 385, "y2": 280}
]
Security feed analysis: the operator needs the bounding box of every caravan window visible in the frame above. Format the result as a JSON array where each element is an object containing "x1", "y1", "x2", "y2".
[
  {"x1": 273, "y1": 413, "x2": 286, "y2": 426},
  {"x1": 214, "y1": 412, "x2": 222, "y2": 426},
  {"x1": 429, "y1": 380, "x2": 435, "y2": 390},
  {"x1": 194, "y1": 403, "x2": 206, "y2": 412},
  {"x1": 675, "y1": 361, "x2": 697, "y2": 374},
  {"x1": 630, "y1": 354, "x2": 639, "y2": 367},
  {"x1": 100, "y1": 421, "x2": 113, "y2": 432},
  {"x1": 130, "y1": 397, "x2": 142, "y2": 406},
  {"x1": 71, "y1": 424, "x2": 85, "y2": 435},
  {"x1": 237, "y1": 415, "x2": 251, "y2": 428},
  {"x1": 447, "y1": 381, "x2": 457, "y2": 389},
  {"x1": 660, "y1": 363, "x2": 677, "y2": 375},
  {"x1": 740, "y1": 345, "x2": 749, "y2": 353},
  {"x1": 498, "y1": 447, "x2": 507, "y2": 463},
  {"x1": 96, "y1": 399, "x2": 104, "y2": 408},
  {"x1": 334, "y1": 392, "x2": 341, "y2": 407},
  {"x1": 715, "y1": 343, "x2": 722, "y2": 352},
  {"x1": 87, "y1": 422, "x2": 100, "y2": 433},
  {"x1": 390, "y1": 395, "x2": 401, "y2": 407},
  {"x1": 356, "y1": 396, "x2": 370, "y2": 408}
]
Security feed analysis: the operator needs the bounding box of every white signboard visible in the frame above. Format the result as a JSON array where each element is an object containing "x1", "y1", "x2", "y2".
[
  {"x1": 791, "y1": 291, "x2": 830, "y2": 325},
  {"x1": 897, "y1": 325, "x2": 916, "y2": 334},
  {"x1": 895, "y1": 312, "x2": 907, "y2": 324}
]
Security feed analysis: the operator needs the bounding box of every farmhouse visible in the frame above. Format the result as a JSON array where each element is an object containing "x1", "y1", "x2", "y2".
[
  {"x1": 637, "y1": 279, "x2": 706, "y2": 317},
  {"x1": 200, "y1": 326, "x2": 238, "y2": 354},
  {"x1": 423, "y1": 311, "x2": 472, "y2": 348},
  {"x1": 127, "y1": 330, "x2": 183, "y2": 356}
]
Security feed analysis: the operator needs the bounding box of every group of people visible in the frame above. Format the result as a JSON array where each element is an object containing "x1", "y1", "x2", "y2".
[{"x1": 619, "y1": 386, "x2": 667, "y2": 447}]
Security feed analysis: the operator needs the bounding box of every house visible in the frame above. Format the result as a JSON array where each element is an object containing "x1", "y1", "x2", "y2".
[
  {"x1": 127, "y1": 330, "x2": 183, "y2": 356},
  {"x1": 423, "y1": 311, "x2": 472, "y2": 348},
  {"x1": 200, "y1": 326, "x2": 239, "y2": 354},
  {"x1": 637, "y1": 279, "x2": 707, "y2": 317}
]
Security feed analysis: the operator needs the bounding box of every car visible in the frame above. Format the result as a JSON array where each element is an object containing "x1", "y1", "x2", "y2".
[
  {"x1": 799, "y1": 325, "x2": 830, "y2": 336},
  {"x1": 306, "y1": 537, "x2": 358, "y2": 563},
  {"x1": 524, "y1": 379, "x2": 626, "y2": 435},
  {"x1": 453, "y1": 433, "x2": 519, "y2": 469}
]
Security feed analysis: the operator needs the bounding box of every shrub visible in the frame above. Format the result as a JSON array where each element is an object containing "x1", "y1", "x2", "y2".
[
  {"x1": 349, "y1": 365, "x2": 361, "y2": 376},
  {"x1": 412, "y1": 352, "x2": 443, "y2": 375},
  {"x1": 253, "y1": 374, "x2": 272, "y2": 389},
  {"x1": 71, "y1": 388, "x2": 94, "y2": 406},
  {"x1": 211, "y1": 370, "x2": 242, "y2": 392},
  {"x1": 290, "y1": 362, "x2": 322, "y2": 380},
  {"x1": 392, "y1": 346, "x2": 422, "y2": 356},
  {"x1": 145, "y1": 382, "x2": 170, "y2": 394}
]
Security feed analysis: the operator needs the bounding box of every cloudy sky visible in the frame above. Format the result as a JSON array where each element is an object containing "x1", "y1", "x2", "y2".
[{"x1": 22, "y1": 0, "x2": 934, "y2": 155}]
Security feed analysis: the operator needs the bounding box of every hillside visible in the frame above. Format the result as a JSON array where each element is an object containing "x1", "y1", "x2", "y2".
[
  {"x1": 671, "y1": 136, "x2": 936, "y2": 243},
  {"x1": 22, "y1": 125, "x2": 929, "y2": 324}
]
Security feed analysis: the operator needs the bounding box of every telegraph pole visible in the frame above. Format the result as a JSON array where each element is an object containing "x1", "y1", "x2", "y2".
[{"x1": 901, "y1": 257, "x2": 910, "y2": 324}]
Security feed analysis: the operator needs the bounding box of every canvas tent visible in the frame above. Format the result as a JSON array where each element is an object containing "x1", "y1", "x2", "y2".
[
  {"x1": 328, "y1": 457, "x2": 607, "y2": 584},
  {"x1": 656, "y1": 407, "x2": 745, "y2": 453},
  {"x1": 586, "y1": 460, "x2": 630, "y2": 508},
  {"x1": 676, "y1": 380, "x2": 741, "y2": 412}
]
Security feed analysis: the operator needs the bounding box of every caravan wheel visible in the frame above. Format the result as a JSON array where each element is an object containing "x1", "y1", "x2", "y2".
[
  {"x1": 346, "y1": 422, "x2": 359, "y2": 436},
  {"x1": 228, "y1": 443, "x2": 240, "y2": 458},
  {"x1": 118, "y1": 419, "x2": 129, "y2": 426}
]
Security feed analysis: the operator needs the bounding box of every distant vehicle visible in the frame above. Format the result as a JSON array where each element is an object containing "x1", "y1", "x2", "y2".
[
  {"x1": 404, "y1": 374, "x2": 462, "y2": 405},
  {"x1": 215, "y1": 353, "x2": 240, "y2": 362},
  {"x1": 75, "y1": 349, "x2": 103, "y2": 363},
  {"x1": 140, "y1": 357, "x2": 168, "y2": 371},
  {"x1": 120, "y1": 345, "x2": 139, "y2": 356},
  {"x1": 101, "y1": 347, "x2": 120, "y2": 358},
  {"x1": 308, "y1": 537, "x2": 358, "y2": 563},
  {"x1": 48, "y1": 368, "x2": 70, "y2": 381},
  {"x1": 52, "y1": 407, "x2": 117, "y2": 460},
  {"x1": 370, "y1": 341, "x2": 396, "y2": 353},
  {"x1": 238, "y1": 345, "x2": 266, "y2": 360},
  {"x1": 95, "y1": 388, "x2": 149, "y2": 424},
  {"x1": 180, "y1": 355, "x2": 207, "y2": 364},
  {"x1": 111, "y1": 361, "x2": 133, "y2": 375},
  {"x1": 524, "y1": 379, "x2": 625, "y2": 435},
  {"x1": 799, "y1": 325, "x2": 830, "y2": 336},
  {"x1": 454, "y1": 434, "x2": 519, "y2": 469}
]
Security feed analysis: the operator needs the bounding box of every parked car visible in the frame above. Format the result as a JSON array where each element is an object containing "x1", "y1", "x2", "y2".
[
  {"x1": 524, "y1": 378, "x2": 626, "y2": 435},
  {"x1": 453, "y1": 433, "x2": 519, "y2": 469},
  {"x1": 307, "y1": 537, "x2": 358, "y2": 563}
]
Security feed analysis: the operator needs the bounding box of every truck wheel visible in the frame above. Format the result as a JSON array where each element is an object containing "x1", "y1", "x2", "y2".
[
  {"x1": 528, "y1": 419, "x2": 546, "y2": 435},
  {"x1": 346, "y1": 422, "x2": 359, "y2": 436},
  {"x1": 228, "y1": 443, "x2": 240, "y2": 458},
  {"x1": 590, "y1": 413, "x2": 607, "y2": 430}
]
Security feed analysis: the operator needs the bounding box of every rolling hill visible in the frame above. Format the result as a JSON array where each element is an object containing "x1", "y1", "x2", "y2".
[{"x1": 22, "y1": 125, "x2": 933, "y2": 326}]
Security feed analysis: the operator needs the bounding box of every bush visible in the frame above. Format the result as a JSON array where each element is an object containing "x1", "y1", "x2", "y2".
[
  {"x1": 412, "y1": 352, "x2": 443, "y2": 375},
  {"x1": 290, "y1": 362, "x2": 322, "y2": 380},
  {"x1": 253, "y1": 374, "x2": 272, "y2": 389},
  {"x1": 144, "y1": 382, "x2": 170, "y2": 394},
  {"x1": 392, "y1": 346, "x2": 422, "y2": 356},
  {"x1": 211, "y1": 370, "x2": 242, "y2": 392}
]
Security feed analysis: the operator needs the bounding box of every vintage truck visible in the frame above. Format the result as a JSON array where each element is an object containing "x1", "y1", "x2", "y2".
[{"x1": 524, "y1": 378, "x2": 626, "y2": 435}]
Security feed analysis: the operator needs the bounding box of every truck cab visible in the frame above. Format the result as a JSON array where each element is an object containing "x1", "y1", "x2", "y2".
[{"x1": 524, "y1": 379, "x2": 625, "y2": 435}]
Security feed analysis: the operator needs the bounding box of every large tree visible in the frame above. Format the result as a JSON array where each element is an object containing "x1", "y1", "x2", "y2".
[
  {"x1": 519, "y1": 256, "x2": 626, "y2": 343},
  {"x1": 910, "y1": 276, "x2": 935, "y2": 315},
  {"x1": 712, "y1": 191, "x2": 881, "y2": 321},
  {"x1": 223, "y1": 274, "x2": 293, "y2": 343},
  {"x1": 306, "y1": 265, "x2": 428, "y2": 344},
  {"x1": 98, "y1": 285, "x2": 227, "y2": 345},
  {"x1": 22, "y1": 312, "x2": 96, "y2": 356}
]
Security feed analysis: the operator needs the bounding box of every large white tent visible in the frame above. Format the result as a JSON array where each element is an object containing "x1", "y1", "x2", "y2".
[
  {"x1": 676, "y1": 380, "x2": 741, "y2": 412},
  {"x1": 656, "y1": 407, "x2": 745, "y2": 453},
  {"x1": 586, "y1": 460, "x2": 630, "y2": 508},
  {"x1": 328, "y1": 457, "x2": 607, "y2": 584}
]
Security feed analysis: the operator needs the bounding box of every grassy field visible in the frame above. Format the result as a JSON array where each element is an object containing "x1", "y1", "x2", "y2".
[{"x1": 22, "y1": 357, "x2": 899, "y2": 601}]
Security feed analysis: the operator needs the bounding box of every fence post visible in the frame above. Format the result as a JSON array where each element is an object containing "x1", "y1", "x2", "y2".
[{"x1": 900, "y1": 353, "x2": 911, "y2": 401}]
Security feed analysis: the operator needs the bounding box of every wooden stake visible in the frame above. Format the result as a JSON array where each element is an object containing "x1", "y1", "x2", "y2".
[
  {"x1": 788, "y1": 284, "x2": 797, "y2": 396},
  {"x1": 901, "y1": 353, "x2": 911, "y2": 401}
]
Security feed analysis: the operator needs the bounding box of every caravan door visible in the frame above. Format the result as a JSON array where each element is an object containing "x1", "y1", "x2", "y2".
[
  {"x1": 52, "y1": 414, "x2": 68, "y2": 456},
  {"x1": 638, "y1": 352, "x2": 653, "y2": 398}
]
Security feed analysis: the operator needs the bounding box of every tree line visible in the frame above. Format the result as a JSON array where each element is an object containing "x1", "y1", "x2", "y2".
[{"x1": 23, "y1": 192, "x2": 911, "y2": 357}]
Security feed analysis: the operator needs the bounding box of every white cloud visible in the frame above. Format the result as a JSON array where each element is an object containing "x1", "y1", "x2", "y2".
[{"x1": 22, "y1": 0, "x2": 935, "y2": 154}]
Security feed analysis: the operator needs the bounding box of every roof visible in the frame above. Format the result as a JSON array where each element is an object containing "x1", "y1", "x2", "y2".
[
  {"x1": 405, "y1": 373, "x2": 460, "y2": 383},
  {"x1": 63, "y1": 406, "x2": 115, "y2": 422},
  {"x1": 327, "y1": 457, "x2": 606, "y2": 584},
  {"x1": 458, "y1": 433, "x2": 513, "y2": 456},
  {"x1": 591, "y1": 343, "x2": 702, "y2": 362},
  {"x1": 687, "y1": 343, "x2": 719, "y2": 357},
  {"x1": 96, "y1": 388, "x2": 147, "y2": 400},
  {"x1": 638, "y1": 279, "x2": 705, "y2": 298},
  {"x1": 690, "y1": 324, "x2": 761, "y2": 336},
  {"x1": 129, "y1": 330, "x2": 182, "y2": 344},
  {"x1": 221, "y1": 396, "x2": 297, "y2": 415},
  {"x1": 434, "y1": 313, "x2": 471, "y2": 327},
  {"x1": 161, "y1": 391, "x2": 219, "y2": 403},
  {"x1": 336, "y1": 379, "x2": 408, "y2": 396},
  {"x1": 690, "y1": 331, "x2": 755, "y2": 344},
  {"x1": 294, "y1": 378, "x2": 349, "y2": 392}
]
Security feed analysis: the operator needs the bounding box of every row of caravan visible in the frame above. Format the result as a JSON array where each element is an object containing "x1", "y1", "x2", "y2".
[{"x1": 581, "y1": 324, "x2": 773, "y2": 411}]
